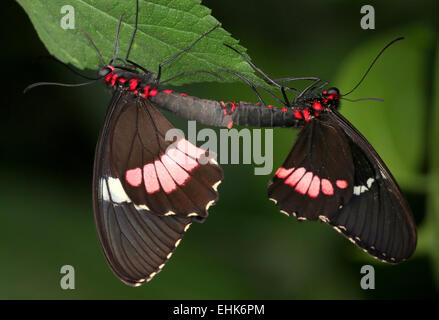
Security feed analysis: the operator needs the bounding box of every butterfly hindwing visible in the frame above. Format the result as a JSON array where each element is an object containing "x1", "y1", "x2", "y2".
[{"x1": 326, "y1": 111, "x2": 417, "y2": 262}]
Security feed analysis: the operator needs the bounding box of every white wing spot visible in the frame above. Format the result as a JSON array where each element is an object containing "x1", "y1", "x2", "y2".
[
  {"x1": 297, "y1": 217, "x2": 307, "y2": 221},
  {"x1": 165, "y1": 211, "x2": 176, "y2": 216},
  {"x1": 367, "y1": 178, "x2": 375, "y2": 188},
  {"x1": 319, "y1": 215, "x2": 330, "y2": 223},
  {"x1": 206, "y1": 200, "x2": 215, "y2": 211},
  {"x1": 184, "y1": 224, "x2": 191, "y2": 232},
  {"x1": 187, "y1": 212, "x2": 198, "y2": 217},
  {"x1": 280, "y1": 210, "x2": 289, "y2": 216},
  {"x1": 333, "y1": 226, "x2": 342, "y2": 233},
  {"x1": 269, "y1": 198, "x2": 278, "y2": 204},
  {"x1": 106, "y1": 177, "x2": 131, "y2": 203},
  {"x1": 175, "y1": 239, "x2": 182, "y2": 247},
  {"x1": 338, "y1": 225, "x2": 347, "y2": 231},
  {"x1": 166, "y1": 252, "x2": 173, "y2": 259},
  {"x1": 134, "y1": 204, "x2": 150, "y2": 211},
  {"x1": 212, "y1": 180, "x2": 222, "y2": 191}
]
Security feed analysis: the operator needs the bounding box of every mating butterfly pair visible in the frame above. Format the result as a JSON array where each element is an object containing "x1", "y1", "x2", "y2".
[{"x1": 26, "y1": 1, "x2": 416, "y2": 286}]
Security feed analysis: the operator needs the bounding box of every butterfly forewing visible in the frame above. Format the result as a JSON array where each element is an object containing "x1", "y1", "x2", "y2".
[
  {"x1": 268, "y1": 114, "x2": 355, "y2": 220},
  {"x1": 268, "y1": 110, "x2": 416, "y2": 262},
  {"x1": 93, "y1": 91, "x2": 223, "y2": 286}
]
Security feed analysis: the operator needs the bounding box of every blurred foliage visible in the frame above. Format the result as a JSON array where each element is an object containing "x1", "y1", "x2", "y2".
[{"x1": 2, "y1": 0, "x2": 439, "y2": 299}]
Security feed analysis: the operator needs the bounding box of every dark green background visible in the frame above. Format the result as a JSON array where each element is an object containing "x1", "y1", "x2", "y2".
[{"x1": 2, "y1": 0, "x2": 439, "y2": 299}]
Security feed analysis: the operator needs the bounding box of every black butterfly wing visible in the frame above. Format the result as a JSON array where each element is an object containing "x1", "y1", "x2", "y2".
[
  {"x1": 327, "y1": 110, "x2": 417, "y2": 262},
  {"x1": 93, "y1": 91, "x2": 222, "y2": 286},
  {"x1": 109, "y1": 94, "x2": 222, "y2": 218},
  {"x1": 268, "y1": 111, "x2": 416, "y2": 262},
  {"x1": 268, "y1": 114, "x2": 355, "y2": 221}
]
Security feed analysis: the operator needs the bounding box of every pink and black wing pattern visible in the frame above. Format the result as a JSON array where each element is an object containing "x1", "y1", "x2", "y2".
[
  {"x1": 268, "y1": 111, "x2": 416, "y2": 262},
  {"x1": 268, "y1": 114, "x2": 355, "y2": 221},
  {"x1": 93, "y1": 91, "x2": 223, "y2": 286}
]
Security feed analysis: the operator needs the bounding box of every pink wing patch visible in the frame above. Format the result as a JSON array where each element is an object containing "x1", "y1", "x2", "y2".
[
  {"x1": 295, "y1": 172, "x2": 313, "y2": 194},
  {"x1": 275, "y1": 166, "x2": 348, "y2": 197},
  {"x1": 143, "y1": 163, "x2": 160, "y2": 194},
  {"x1": 125, "y1": 139, "x2": 207, "y2": 195},
  {"x1": 321, "y1": 179, "x2": 334, "y2": 195},
  {"x1": 336, "y1": 179, "x2": 348, "y2": 189},
  {"x1": 285, "y1": 167, "x2": 306, "y2": 187},
  {"x1": 126, "y1": 168, "x2": 142, "y2": 187},
  {"x1": 308, "y1": 176, "x2": 321, "y2": 198}
]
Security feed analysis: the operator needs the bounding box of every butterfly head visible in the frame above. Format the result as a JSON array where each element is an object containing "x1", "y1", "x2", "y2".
[{"x1": 320, "y1": 87, "x2": 341, "y2": 111}]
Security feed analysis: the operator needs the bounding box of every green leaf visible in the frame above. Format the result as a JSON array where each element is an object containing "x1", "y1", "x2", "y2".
[
  {"x1": 17, "y1": 0, "x2": 261, "y2": 86},
  {"x1": 334, "y1": 25, "x2": 435, "y2": 192}
]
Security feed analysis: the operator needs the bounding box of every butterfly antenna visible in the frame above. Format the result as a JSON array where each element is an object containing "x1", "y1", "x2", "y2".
[
  {"x1": 343, "y1": 37, "x2": 405, "y2": 97},
  {"x1": 23, "y1": 78, "x2": 101, "y2": 94},
  {"x1": 125, "y1": 0, "x2": 139, "y2": 61},
  {"x1": 112, "y1": 14, "x2": 126, "y2": 64},
  {"x1": 81, "y1": 30, "x2": 106, "y2": 65}
]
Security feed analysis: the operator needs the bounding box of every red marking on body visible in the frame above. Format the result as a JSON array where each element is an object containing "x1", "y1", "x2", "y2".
[
  {"x1": 125, "y1": 168, "x2": 142, "y2": 187},
  {"x1": 107, "y1": 65, "x2": 115, "y2": 71},
  {"x1": 312, "y1": 102, "x2": 322, "y2": 111},
  {"x1": 295, "y1": 172, "x2": 313, "y2": 194},
  {"x1": 129, "y1": 78, "x2": 139, "y2": 90},
  {"x1": 167, "y1": 148, "x2": 198, "y2": 172},
  {"x1": 141, "y1": 85, "x2": 150, "y2": 98},
  {"x1": 143, "y1": 163, "x2": 160, "y2": 194},
  {"x1": 285, "y1": 167, "x2": 306, "y2": 187},
  {"x1": 302, "y1": 109, "x2": 310, "y2": 122},
  {"x1": 105, "y1": 73, "x2": 112, "y2": 82},
  {"x1": 176, "y1": 139, "x2": 205, "y2": 160},
  {"x1": 133, "y1": 89, "x2": 139, "y2": 95},
  {"x1": 161, "y1": 154, "x2": 190, "y2": 186},
  {"x1": 281, "y1": 107, "x2": 287, "y2": 112},
  {"x1": 223, "y1": 109, "x2": 228, "y2": 116},
  {"x1": 149, "y1": 88, "x2": 158, "y2": 96},
  {"x1": 111, "y1": 74, "x2": 118, "y2": 86},
  {"x1": 154, "y1": 160, "x2": 177, "y2": 193},
  {"x1": 118, "y1": 78, "x2": 127, "y2": 84},
  {"x1": 163, "y1": 89, "x2": 173, "y2": 94},
  {"x1": 231, "y1": 103, "x2": 236, "y2": 111},
  {"x1": 227, "y1": 121, "x2": 233, "y2": 129},
  {"x1": 275, "y1": 167, "x2": 294, "y2": 179},
  {"x1": 267, "y1": 105, "x2": 273, "y2": 108},
  {"x1": 294, "y1": 110, "x2": 303, "y2": 119},
  {"x1": 314, "y1": 112, "x2": 319, "y2": 117},
  {"x1": 220, "y1": 101, "x2": 226, "y2": 107},
  {"x1": 180, "y1": 93, "x2": 188, "y2": 97},
  {"x1": 321, "y1": 179, "x2": 334, "y2": 195},
  {"x1": 308, "y1": 176, "x2": 320, "y2": 198},
  {"x1": 323, "y1": 99, "x2": 328, "y2": 103},
  {"x1": 336, "y1": 179, "x2": 348, "y2": 189}
]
